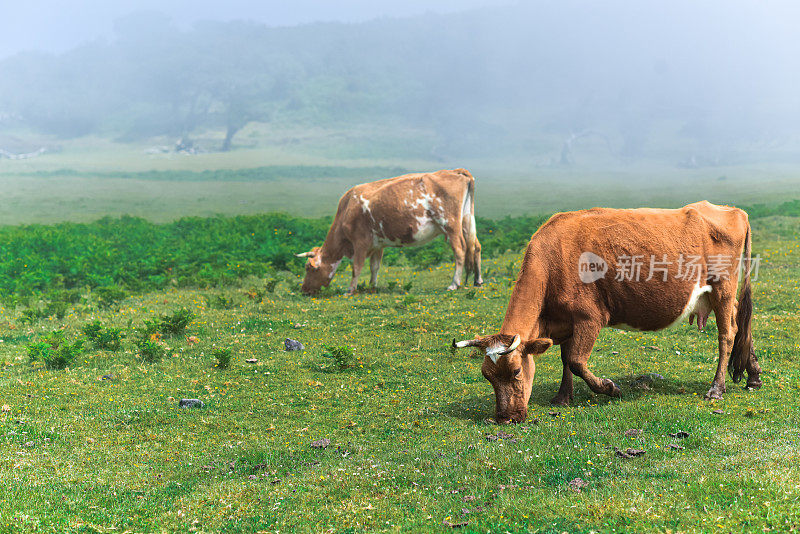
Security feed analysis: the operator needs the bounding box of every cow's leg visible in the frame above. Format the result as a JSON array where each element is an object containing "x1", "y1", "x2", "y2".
[
  {"x1": 473, "y1": 240, "x2": 483, "y2": 287},
  {"x1": 746, "y1": 349, "x2": 762, "y2": 389},
  {"x1": 550, "y1": 342, "x2": 574, "y2": 406},
  {"x1": 445, "y1": 229, "x2": 466, "y2": 291},
  {"x1": 566, "y1": 322, "x2": 621, "y2": 398},
  {"x1": 348, "y1": 248, "x2": 368, "y2": 295},
  {"x1": 369, "y1": 248, "x2": 384, "y2": 289},
  {"x1": 706, "y1": 292, "x2": 737, "y2": 400}
]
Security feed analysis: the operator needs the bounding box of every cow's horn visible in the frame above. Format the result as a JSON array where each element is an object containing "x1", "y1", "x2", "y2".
[
  {"x1": 498, "y1": 334, "x2": 521, "y2": 355},
  {"x1": 295, "y1": 251, "x2": 314, "y2": 258},
  {"x1": 453, "y1": 338, "x2": 481, "y2": 349}
]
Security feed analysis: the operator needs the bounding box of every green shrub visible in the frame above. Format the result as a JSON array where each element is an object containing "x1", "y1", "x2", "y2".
[
  {"x1": 19, "y1": 308, "x2": 43, "y2": 325},
  {"x1": 212, "y1": 347, "x2": 233, "y2": 369},
  {"x1": 43, "y1": 300, "x2": 69, "y2": 319},
  {"x1": 136, "y1": 339, "x2": 165, "y2": 363},
  {"x1": 321, "y1": 345, "x2": 362, "y2": 371},
  {"x1": 94, "y1": 286, "x2": 128, "y2": 308},
  {"x1": 81, "y1": 320, "x2": 125, "y2": 351},
  {"x1": 27, "y1": 332, "x2": 84, "y2": 370},
  {"x1": 27, "y1": 342, "x2": 52, "y2": 363},
  {"x1": 208, "y1": 295, "x2": 236, "y2": 310},
  {"x1": 159, "y1": 308, "x2": 195, "y2": 336},
  {"x1": 140, "y1": 318, "x2": 161, "y2": 338}
]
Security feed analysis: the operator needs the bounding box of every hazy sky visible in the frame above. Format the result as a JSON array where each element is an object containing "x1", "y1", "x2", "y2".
[{"x1": 0, "y1": 0, "x2": 514, "y2": 59}]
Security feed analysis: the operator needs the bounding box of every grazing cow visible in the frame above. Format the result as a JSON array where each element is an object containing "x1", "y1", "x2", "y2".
[
  {"x1": 297, "y1": 169, "x2": 483, "y2": 295},
  {"x1": 454, "y1": 201, "x2": 761, "y2": 424}
]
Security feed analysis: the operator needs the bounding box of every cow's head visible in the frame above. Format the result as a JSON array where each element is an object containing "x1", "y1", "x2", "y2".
[
  {"x1": 453, "y1": 334, "x2": 552, "y2": 424},
  {"x1": 296, "y1": 247, "x2": 338, "y2": 295}
]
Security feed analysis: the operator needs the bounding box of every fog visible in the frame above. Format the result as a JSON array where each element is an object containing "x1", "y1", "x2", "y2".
[{"x1": 1, "y1": 0, "x2": 799, "y2": 169}]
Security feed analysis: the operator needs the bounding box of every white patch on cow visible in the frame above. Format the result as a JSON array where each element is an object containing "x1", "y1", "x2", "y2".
[
  {"x1": 462, "y1": 188, "x2": 471, "y2": 217},
  {"x1": 407, "y1": 190, "x2": 445, "y2": 245},
  {"x1": 327, "y1": 259, "x2": 343, "y2": 280},
  {"x1": 667, "y1": 283, "x2": 713, "y2": 329},
  {"x1": 412, "y1": 214, "x2": 442, "y2": 245},
  {"x1": 485, "y1": 344, "x2": 506, "y2": 364},
  {"x1": 359, "y1": 195, "x2": 371, "y2": 214}
]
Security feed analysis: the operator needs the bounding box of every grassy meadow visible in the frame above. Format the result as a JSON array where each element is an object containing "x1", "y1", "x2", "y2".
[
  {"x1": 0, "y1": 139, "x2": 798, "y2": 532},
  {"x1": 0, "y1": 217, "x2": 797, "y2": 532}
]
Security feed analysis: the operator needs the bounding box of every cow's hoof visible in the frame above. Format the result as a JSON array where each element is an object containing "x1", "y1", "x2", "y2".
[
  {"x1": 446, "y1": 284, "x2": 459, "y2": 291},
  {"x1": 745, "y1": 376, "x2": 763, "y2": 390},
  {"x1": 550, "y1": 394, "x2": 572, "y2": 406},
  {"x1": 474, "y1": 280, "x2": 484, "y2": 287},
  {"x1": 604, "y1": 379, "x2": 622, "y2": 398},
  {"x1": 704, "y1": 387, "x2": 725, "y2": 400}
]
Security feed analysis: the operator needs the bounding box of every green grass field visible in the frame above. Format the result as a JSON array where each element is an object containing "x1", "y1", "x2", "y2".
[
  {"x1": 0, "y1": 134, "x2": 799, "y2": 532},
  {"x1": 0, "y1": 211, "x2": 797, "y2": 532}
]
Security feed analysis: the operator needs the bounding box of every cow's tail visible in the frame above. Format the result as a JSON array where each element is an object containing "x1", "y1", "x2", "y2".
[
  {"x1": 729, "y1": 224, "x2": 754, "y2": 383},
  {"x1": 461, "y1": 173, "x2": 478, "y2": 277}
]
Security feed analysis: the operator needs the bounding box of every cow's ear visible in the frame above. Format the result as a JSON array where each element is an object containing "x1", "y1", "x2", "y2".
[{"x1": 523, "y1": 338, "x2": 553, "y2": 355}]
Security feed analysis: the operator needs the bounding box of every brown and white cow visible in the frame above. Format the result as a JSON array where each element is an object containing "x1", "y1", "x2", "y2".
[
  {"x1": 454, "y1": 201, "x2": 761, "y2": 424},
  {"x1": 297, "y1": 169, "x2": 483, "y2": 295}
]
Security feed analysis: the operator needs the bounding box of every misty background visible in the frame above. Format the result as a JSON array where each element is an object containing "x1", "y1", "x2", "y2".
[{"x1": 1, "y1": 0, "x2": 799, "y2": 170}]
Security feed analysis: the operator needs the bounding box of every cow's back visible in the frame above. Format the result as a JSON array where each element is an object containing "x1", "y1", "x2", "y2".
[
  {"x1": 340, "y1": 169, "x2": 474, "y2": 247},
  {"x1": 530, "y1": 202, "x2": 749, "y2": 331}
]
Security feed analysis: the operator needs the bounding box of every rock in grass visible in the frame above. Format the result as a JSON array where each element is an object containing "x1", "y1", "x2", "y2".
[
  {"x1": 179, "y1": 398, "x2": 205, "y2": 409},
  {"x1": 668, "y1": 431, "x2": 690, "y2": 439},
  {"x1": 568, "y1": 477, "x2": 590, "y2": 492},
  {"x1": 284, "y1": 338, "x2": 304, "y2": 351},
  {"x1": 624, "y1": 428, "x2": 643, "y2": 437},
  {"x1": 614, "y1": 447, "x2": 645, "y2": 459},
  {"x1": 310, "y1": 438, "x2": 331, "y2": 449}
]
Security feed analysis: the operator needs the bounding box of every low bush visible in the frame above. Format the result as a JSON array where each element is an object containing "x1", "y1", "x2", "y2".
[
  {"x1": 136, "y1": 338, "x2": 165, "y2": 363},
  {"x1": 27, "y1": 331, "x2": 84, "y2": 370},
  {"x1": 159, "y1": 308, "x2": 195, "y2": 337},
  {"x1": 212, "y1": 347, "x2": 233, "y2": 369},
  {"x1": 82, "y1": 320, "x2": 125, "y2": 351}
]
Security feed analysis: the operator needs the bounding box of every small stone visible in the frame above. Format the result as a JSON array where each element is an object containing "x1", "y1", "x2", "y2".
[
  {"x1": 615, "y1": 447, "x2": 645, "y2": 459},
  {"x1": 611, "y1": 351, "x2": 620, "y2": 355},
  {"x1": 311, "y1": 438, "x2": 331, "y2": 449},
  {"x1": 666, "y1": 443, "x2": 685, "y2": 450},
  {"x1": 712, "y1": 409, "x2": 724, "y2": 414},
  {"x1": 100, "y1": 374, "x2": 114, "y2": 380},
  {"x1": 668, "y1": 431, "x2": 690, "y2": 439},
  {"x1": 624, "y1": 428, "x2": 643, "y2": 437},
  {"x1": 568, "y1": 477, "x2": 589, "y2": 492},
  {"x1": 179, "y1": 399, "x2": 205, "y2": 409},
  {"x1": 485, "y1": 431, "x2": 516, "y2": 442},
  {"x1": 284, "y1": 338, "x2": 305, "y2": 351},
  {"x1": 245, "y1": 358, "x2": 258, "y2": 364}
]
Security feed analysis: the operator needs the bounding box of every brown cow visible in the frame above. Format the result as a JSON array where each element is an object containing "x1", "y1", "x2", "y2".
[
  {"x1": 454, "y1": 201, "x2": 761, "y2": 424},
  {"x1": 297, "y1": 169, "x2": 483, "y2": 295}
]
